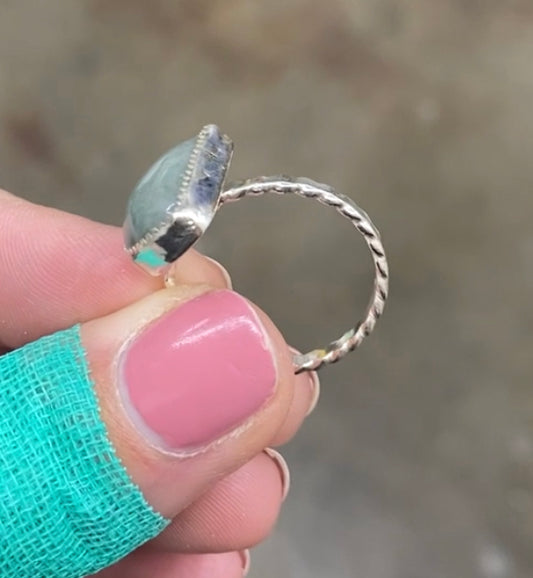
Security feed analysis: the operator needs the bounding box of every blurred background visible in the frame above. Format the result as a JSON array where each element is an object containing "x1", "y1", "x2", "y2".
[{"x1": 1, "y1": 1, "x2": 532, "y2": 576}]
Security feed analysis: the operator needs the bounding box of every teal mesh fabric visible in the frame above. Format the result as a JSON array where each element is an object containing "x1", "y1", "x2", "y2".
[{"x1": 0, "y1": 325, "x2": 169, "y2": 577}]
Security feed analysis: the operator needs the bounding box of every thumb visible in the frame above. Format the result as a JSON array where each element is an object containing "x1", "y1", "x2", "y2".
[
  {"x1": 83, "y1": 285, "x2": 295, "y2": 517},
  {"x1": 0, "y1": 286, "x2": 295, "y2": 577}
]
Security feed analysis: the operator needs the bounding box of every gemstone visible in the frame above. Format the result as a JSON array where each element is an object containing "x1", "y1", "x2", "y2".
[{"x1": 123, "y1": 124, "x2": 233, "y2": 273}]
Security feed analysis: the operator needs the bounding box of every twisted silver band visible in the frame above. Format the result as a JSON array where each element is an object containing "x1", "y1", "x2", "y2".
[{"x1": 220, "y1": 176, "x2": 389, "y2": 374}]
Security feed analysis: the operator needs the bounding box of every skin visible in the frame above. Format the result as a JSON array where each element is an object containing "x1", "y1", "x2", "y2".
[{"x1": 0, "y1": 189, "x2": 319, "y2": 578}]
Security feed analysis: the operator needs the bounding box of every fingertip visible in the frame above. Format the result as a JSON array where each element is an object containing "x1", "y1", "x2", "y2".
[
  {"x1": 204, "y1": 256, "x2": 233, "y2": 289},
  {"x1": 166, "y1": 251, "x2": 232, "y2": 289},
  {"x1": 148, "y1": 450, "x2": 286, "y2": 553},
  {"x1": 0, "y1": 190, "x2": 234, "y2": 347}
]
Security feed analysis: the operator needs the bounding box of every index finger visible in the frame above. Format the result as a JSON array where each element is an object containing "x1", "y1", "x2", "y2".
[{"x1": 0, "y1": 190, "x2": 229, "y2": 348}]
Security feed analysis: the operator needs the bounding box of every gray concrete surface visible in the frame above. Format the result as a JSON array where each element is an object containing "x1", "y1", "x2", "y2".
[{"x1": 1, "y1": 1, "x2": 532, "y2": 576}]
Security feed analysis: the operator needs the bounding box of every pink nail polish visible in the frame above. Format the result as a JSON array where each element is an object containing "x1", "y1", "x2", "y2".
[
  {"x1": 264, "y1": 448, "x2": 291, "y2": 501},
  {"x1": 119, "y1": 290, "x2": 277, "y2": 453},
  {"x1": 239, "y1": 549, "x2": 251, "y2": 576},
  {"x1": 289, "y1": 346, "x2": 320, "y2": 416}
]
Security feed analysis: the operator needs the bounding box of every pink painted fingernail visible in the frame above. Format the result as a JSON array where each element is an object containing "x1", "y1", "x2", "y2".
[
  {"x1": 119, "y1": 290, "x2": 277, "y2": 453},
  {"x1": 264, "y1": 448, "x2": 291, "y2": 501},
  {"x1": 239, "y1": 549, "x2": 251, "y2": 576},
  {"x1": 289, "y1": 346, "x2": 321, "y2": 416},
  {"x1": 306, "y1": 370, "x2": 321, "y2": 416}
]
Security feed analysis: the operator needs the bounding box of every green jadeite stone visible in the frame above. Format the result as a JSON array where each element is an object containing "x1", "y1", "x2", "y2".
[
  {"x1": 123, "y1": 125, "x2": 232, "y2": 270},
  {"x1": 124, "y1": 136, "x2": 196, "y2": 249}
]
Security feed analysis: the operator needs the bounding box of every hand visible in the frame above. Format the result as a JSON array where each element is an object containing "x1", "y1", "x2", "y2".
[{"x1": 0, "y1": 189, "x2": 320, "y2": 578}]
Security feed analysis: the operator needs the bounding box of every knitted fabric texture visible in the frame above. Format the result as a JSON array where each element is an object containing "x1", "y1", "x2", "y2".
[{"x1": 0, "y1": 325, "x2": 169, "y2": 577}]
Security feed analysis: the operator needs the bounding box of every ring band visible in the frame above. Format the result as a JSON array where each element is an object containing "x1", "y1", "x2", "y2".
[
  {"x1": 123, "y1": 125, "x2": 389, "y2": 373},
  {"x1": 220, "y1": 177, "x2": 388, "y2": 373}
]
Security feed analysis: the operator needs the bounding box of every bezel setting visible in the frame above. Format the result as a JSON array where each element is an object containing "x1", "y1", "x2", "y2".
[{"x1": 124, "y1": 124, "x2": 233, "y2": 274}]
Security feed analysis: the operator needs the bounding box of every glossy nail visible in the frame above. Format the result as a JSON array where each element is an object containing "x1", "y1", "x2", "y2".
[
  {"x1": 305, "y1": 370, "x2": 321, "y2": 416},
  {"x1": 240, "y1": 549, "x2": 251, "y2": 576},
  {"x1": 289, "y1": 346, "x2": 321, "y2": 417},
  {"x1": 264, "y1": 448, "x2": 291, "y2": 501},
  {"x1": 119, "y1": 290, "x2": 277, "y2": 453}
]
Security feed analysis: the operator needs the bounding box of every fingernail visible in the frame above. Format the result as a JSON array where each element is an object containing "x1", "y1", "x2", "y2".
[
  {"x1": 305, "y1": 370, "x2": 321, "y2": 416},
  {"x1": 119, "y1": 290, "x2": 277, "y2": 453},
  {"x1": 289, "y1": 346, "x2": 321, "y2": 417},
  {"x1": 239, "y1": 549, "x2": 251, "y2": 576},
  {"x1": 205, "y1": 256, "x2": 233, "y2": 289},
  {"x1": 264, "y1": 448, "x2": 291, "y2": 501}
]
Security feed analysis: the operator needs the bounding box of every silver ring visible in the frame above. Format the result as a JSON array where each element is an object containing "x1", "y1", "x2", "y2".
[{"x1": 123, "y1": 125, "x2": 389, "y2": 374}]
